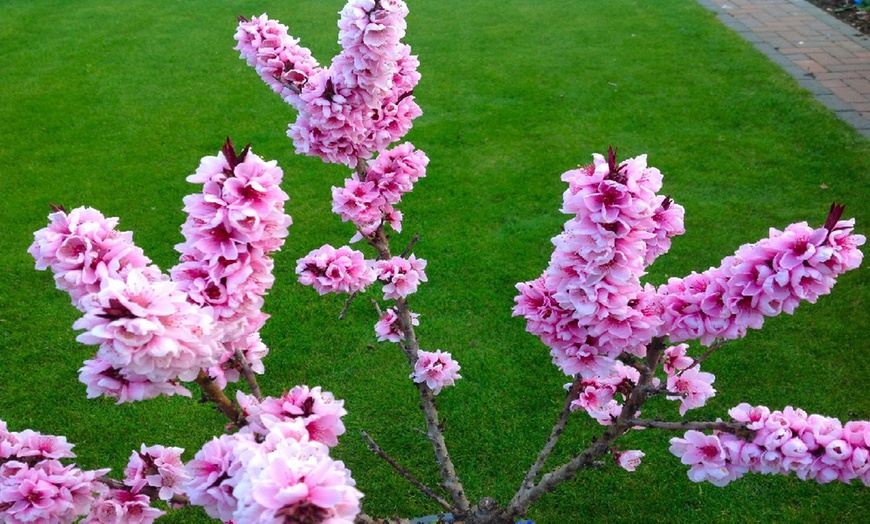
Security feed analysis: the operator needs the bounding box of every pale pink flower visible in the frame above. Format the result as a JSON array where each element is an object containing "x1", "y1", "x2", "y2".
[
  {"x1": 83, "y1": 489, "x2": 165, "y2": 524},
  {"x1": 615, "y1": 450, "x2": 645, "y2": 472},
  {"x1": 231, "y1": 424, "x2": 362, "y2": 523},
  {"x1": 662, "y1": 344, "x2": 693, "y2": 375}
]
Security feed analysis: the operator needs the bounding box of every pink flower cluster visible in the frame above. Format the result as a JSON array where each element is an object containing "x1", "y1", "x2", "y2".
[
  {"x1": 29, "y1": 206, "x2": 155, "y2": 311},
  {"x1": 73, "y1": 269, "x2": 222, "y2": 385},
  {"x1": 410, "y1": 350, "x2": 462, "y2": 395},
  {"x1": 296, "y1": 244, "x2": 377, "y2": 295},
  {"x1": 184, "y1": 402, "x2": 361, "y2": 523},
  {"x1": 172, "y1": 139, "x2": 292, "y2": 388},
  {"x1": 569, "y1": 361, "x2": 643, "y2": 425},
  {"x1": 332, "y1": 142, "x2": 428, "y2": 237},
  {"x1": 233, "y1": 14, "x2": 321, "y2": 109},
  {"x1": 374, "y1": 306, "x2": 419, "y2": 342},
  {"x1": 0, "y1": 420, "x2": 112, "y2": 524},
  {"x1": 514, "y1": 149, "x2": 685, "y2": 378},
  {"x1": 670, "y1": 405, "x2": 870, "y2": 487},
  {"x1": 83, "y1": 489, "x2": 164, "y2": 524},
  {"x1": 659, "y1": 344, "x2": 717, "y2": 416},
  {"x1": 659, "y1": 214, "x2": 865, "y2": 345},
  {"x1": 236, "y1": 1, "x2": 422, "y2": 166},
  {"x1": 375, "y1": 254, "x2": 428, "y2": 300},
  {"x1": 237, "y1": 386, "x2": 348, "y2": 447},
  {"x1": 124, "y1": 444, "x2": 191, "y2": 502}
]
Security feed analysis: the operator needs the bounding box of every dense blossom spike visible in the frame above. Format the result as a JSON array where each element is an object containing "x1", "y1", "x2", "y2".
[
  {"x1": 235, "y1": 1, "x2": 421, "y2": 166},
  {"x1": 671, "y1": 405, "x2": 870, "y2": 487},
  {"x1": 172, "y1": 141, "x2": 292, "y2": 388}
]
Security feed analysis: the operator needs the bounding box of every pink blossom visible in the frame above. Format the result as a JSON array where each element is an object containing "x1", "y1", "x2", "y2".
[
  {"x1": 662, "y1": 343, "x2": 693, "y2": 375},
  {"x1": 410, "y1": 350, "x2": 462, "y2": 395},
  {"x1": 124, "y1": 444, "x2": 191, "y2": 501},
  {"x1": 231, "y1": 423, "x2": 362, "y2": 523},
  {"x1": 615, "y1": 450, "x2": 645, "y2": 472},
  {"x1": 672, "y1": 405, "x2": 870, "y2": 487},
  {"x1": 374, "y1": 306, "x2": 419, "y2": 342},
  {"x1": 73, "y1": 269, "x2": 222, "y2": 385},
  {"x1": 29, "y1": 206, "x2": 154, "y2": 310},
  {"x1": 296, "y1": 244, "x2": 377, "y2": 295},
  {"x1": 185, "y1": 432, "x2": 256, "y2": 521},
  {"x1": 83, "y1": 489, "x2": 164, "y2": 524},
  {"x1": 238, "y1": 386, "x2": 348, "y2": 447},
  {"x1": 659, "y1": 215, "x2": 864, "y2": 347},
  {"x1": 78, "y1": 358, "x2": 192, "y2": 404},
  {"x1": 667, "y1": 367, "x2": 716, "y2": 415},
  {"x1": 375, "y1": 254, "x2": 428, "y2": 300}
]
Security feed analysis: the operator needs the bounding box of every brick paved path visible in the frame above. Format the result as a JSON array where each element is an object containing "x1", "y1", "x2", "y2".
[{"x1": 697, "y1": 0, "x2": 870, "y2": 138}]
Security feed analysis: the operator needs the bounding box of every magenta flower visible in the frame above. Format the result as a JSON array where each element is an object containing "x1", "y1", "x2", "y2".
[
  {"x1": 296, "y1": 244, "x2": 376, "y2": 295},
  {"x1": 374, "y1": 306, "x2": 419, "y2": 342},
  {"x1": 123, "y1": 444, "x2": 191, "y2": 501},
  {"x1": 410, "y1": 350, "x2": 462, "y2": 395},
  {"x1": 667, "y1": 367, "x2": 716, "y2": 416},
  {"x1": 375, "y1": 254, "x2": 428, "y2": 300},
  {"x1": 231, "y1": 422, "x2": 363, "y2": 523},
  {"x1": 238, "y1": 386, "x2": 348, "y2": 447}
]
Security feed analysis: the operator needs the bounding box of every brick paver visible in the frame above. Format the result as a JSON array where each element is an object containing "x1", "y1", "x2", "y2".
[{"x1": 696, "y1": 0, "x2": 870, "y2": 138}]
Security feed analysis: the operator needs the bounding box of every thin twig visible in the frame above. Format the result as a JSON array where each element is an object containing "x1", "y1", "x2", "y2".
[
  {"x1": 681, "y1": 338, "x2": 726, "y2": 373},
  {"x1": 518, "y1": 377, "x2": 583, "y2": 493},
  {"x1": 360, "y1": 430, "x2": 454, "y2": 513},
  {"x1": 626, "y1": 418, "x2": 754, "y2": 439},
  {"x1": 371, "y1": 298, "x2": 384, "y2": 317},
  {"x1": 400, "y1": 232, "x2": 420, "y2": 258},
  {"x1": 234, "y1": 348, "x2": 263, "y2": 401},
  {"x1": 340, "y1": 291, "x2": 358, "y2": 320}
]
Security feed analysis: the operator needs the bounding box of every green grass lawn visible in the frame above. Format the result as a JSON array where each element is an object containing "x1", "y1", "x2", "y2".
[{"x1": 1, "y1": 0, "x2": 869, "y2": 522}]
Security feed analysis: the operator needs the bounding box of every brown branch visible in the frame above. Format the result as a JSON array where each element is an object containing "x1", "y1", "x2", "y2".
[
  {"x1": 400, "y1": 232, "x2": 420, "y2": 258},
  {"x1": 360, "y1": 430, "x2": 454, "y2": 513},
  {"x1": 626, "y1": 418, "x2": 754, "y2": 439},
  {"x1": 516, "y1": 377, "x2": 583, "y2": 495},
  {"x1": 195, "y1": 369, "x2": 243, "y2": 424},
  {"x1": 504, "y1": 337, "x2": 668, "y2": 519},
  {"x1": 340, "y1": 291, "x2": 359, "y2": 320},
  {"x1": 233, "y1": 348, "x2": 263, "y2": 401},
  {"x1": 681, "y1": 338, "x2": 726, "y2": 373},
  {"x1": 367, "y1": 224, "x2": 470, "y2": 512}
]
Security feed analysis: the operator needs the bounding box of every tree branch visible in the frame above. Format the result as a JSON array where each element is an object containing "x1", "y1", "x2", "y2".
[
  {"x1": 367, "y1": 224, "x2": 470, "y2": 512},
  {"x1": 360, "y1": 430, "x2": 454, "y2": 513},
  {"x1": 400, "y1": 232, "x2": 420, "y2": 258},
  {"x1": 681, "y1": 338, "x2": 726, "y2": 373},
  {"x1": 504, "y1": 337, "x2": 668, "y2": 519},
  {"x1": 626, "y1": 418, "x2": 754, "y2": 439},
  {"x1": 233, "y1": 348, "x2": 263, "y2": 401},
  {"x1": 340, "y1": 291, "x2": 359, "y2": 320},
  {"x1": 195, "y1": 369, "x2": 243, "y2": 424},
  {"x1": 516, "y1": 377, "x2": 583, "y2": 495}
]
